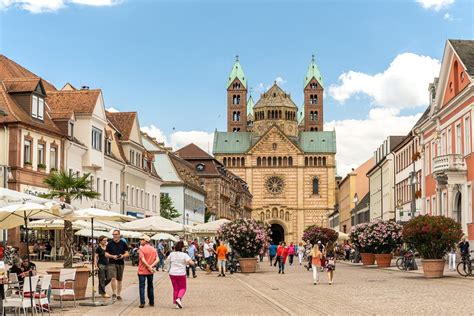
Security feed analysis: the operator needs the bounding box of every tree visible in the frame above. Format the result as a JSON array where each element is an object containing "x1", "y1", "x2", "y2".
[
  {"x1": 160, "y1": 194, "x2": 180, "y2": 220},
  {"x1": 41, "y1": 170, "x2": 100, "y2": 268}
]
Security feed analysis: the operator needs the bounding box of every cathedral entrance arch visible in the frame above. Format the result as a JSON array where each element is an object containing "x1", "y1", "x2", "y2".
[{"x1": 270, "y1": 223, "x2": 285, "y2": 244}]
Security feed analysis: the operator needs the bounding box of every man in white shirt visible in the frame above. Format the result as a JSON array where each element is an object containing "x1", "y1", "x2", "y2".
[{"x1": 203, "y1": 238, "x2": 214, "y2": 274}]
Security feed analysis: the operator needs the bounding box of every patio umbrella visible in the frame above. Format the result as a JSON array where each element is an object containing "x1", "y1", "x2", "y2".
[
  {"x1": 121, "y1": 215, "x2": 184, "y2": 233},
  {"x1": 189, "y1": 219, "x2": 230, "y2": 234},
  {"x1": 29, "y1": 218, "x2": 83, "y2": 230},
  {"x1": 0, "y1": 188, "x2": 51, "y2": 206},
  {"x1": 64, "y1": 208, "x2": 134, "y2": 306},
  {"x1": 0, "y1": 201, "x2": 64, "y2": 315},
  {"x1": 110, "y1": 229, "x2": 142, "y2": 239},
  {"x1": 75, "y1": 229, "x2": 113, "y2": 239},
  {"x1": 336, "y1": 231, "x2": 350, "y2": 241},
  {"x1": 151, "y1": 232, "x2": 179, "y2": 242}
]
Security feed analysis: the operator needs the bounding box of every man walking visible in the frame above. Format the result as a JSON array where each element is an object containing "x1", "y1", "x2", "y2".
[
  {"x1": 268, "y1": 243, "x2": 277, "y2": 266},
  {"x1": 203, "y1": 238, "x2": 214, "y2": 274},
  {"x1": 216, "y1": 240, "x2": 228, "y2": 277},
  {"x1": 156, "y1": 239, "x2": 165, "y2": 271},
  {"x1": 106, "y1": 229, "x2": 129, "y2": 301},
  {"x1": 137, "y1": 235, "x2": 159, "y2": 308},
  {"x1": 186, "y1": 240, "x2": 197, "y2": 278}
]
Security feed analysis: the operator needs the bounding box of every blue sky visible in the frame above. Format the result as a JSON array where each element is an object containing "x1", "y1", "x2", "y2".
[{"x1": 0, "y1": 0, "x2": 472, "y2": 175}]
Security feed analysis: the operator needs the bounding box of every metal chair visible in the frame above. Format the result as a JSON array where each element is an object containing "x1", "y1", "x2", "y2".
[
  {"x1": 50, "y1": 269, "x2": 76, "y2": 310},
  {"x1": 3, "y1": 275, "x2": 39, "y2": 316},
  {"x1": 24, "y1": 274, "x2": 52, "y2": 316},
  {"x1": 44, "y1": 248, "x2": 56, "y2": 261},
  {"x1": 28, "y1": 246, "x2": 39, "y2": 260}
]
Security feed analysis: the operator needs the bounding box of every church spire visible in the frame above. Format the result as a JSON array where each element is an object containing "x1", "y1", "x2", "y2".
[
  {"x1": 227, "y1": 55, "x2": 247, "y2": 89},
  {"x1": 304, "y1": 54, "x2": 324, "y2": 89}
]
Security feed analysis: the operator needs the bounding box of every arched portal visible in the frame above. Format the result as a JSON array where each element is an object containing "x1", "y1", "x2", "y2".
[
  {"x1": 270, "y1": 223, "x2": 285, "y2": 244},
  {"x1": 454, "y1": 192, "x2": 462, "y2": 224}
]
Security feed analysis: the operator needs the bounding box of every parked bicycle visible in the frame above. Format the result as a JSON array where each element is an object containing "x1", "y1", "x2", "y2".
[
  {"x1": 396, "y1": 249, "x2": 417, "y2": 271},
  {"x1": 456, "y1": 251, "x2": 474, "y2": 277}
]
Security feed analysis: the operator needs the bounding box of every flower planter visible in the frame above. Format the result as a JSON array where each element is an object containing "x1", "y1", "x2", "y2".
[
  {"x1": 238, "y1": 258, "x2": 258, "y2": 273},
  {"x1": 360, "y1": 253, "x2": 375, "y2": 265},
  {"x1": 421, "y1": 259, "x2": 445, "y2": 278},
  {"x1": 374, "y1": 253, "x2": 393, "y2": 267},
  {"x1": 47, "y1": 266, "x2": 90, "y2": 300}
]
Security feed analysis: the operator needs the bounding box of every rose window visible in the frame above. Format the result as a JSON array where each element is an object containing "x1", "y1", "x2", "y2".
[{"x1": 265, "y1": 176, "x2": 284, "y2": 194}]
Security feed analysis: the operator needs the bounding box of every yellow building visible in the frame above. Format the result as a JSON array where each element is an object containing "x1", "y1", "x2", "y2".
[{"x1": 213, "y1": 56, "x2": 337, "y2": 243}]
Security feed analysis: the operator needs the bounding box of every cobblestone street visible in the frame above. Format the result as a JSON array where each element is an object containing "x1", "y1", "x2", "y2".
[{"x1": 37, "y1": 259, "x2": 474, "y2": 316}]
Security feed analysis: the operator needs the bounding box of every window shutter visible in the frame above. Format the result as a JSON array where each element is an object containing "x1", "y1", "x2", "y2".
[
  {"x1": 38, "y1": 98, "x2": 44, "y2": 120},
  {"x1": 32, "y1": 96, "x2": 38, "y2": 118}
]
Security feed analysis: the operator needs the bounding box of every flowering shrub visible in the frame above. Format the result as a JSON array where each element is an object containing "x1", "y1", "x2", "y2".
[
  {"x1": 217, "y1": 218, "x2": 271, "y2": 258},
  {"x1": 403, "y1": 215, "x2": 463, "y2": 259},
  {"x1": 350, "y1": 220, "x2": 403, "y2": 254},
  {"x1": 302, "y1": 225, "x2": 338, "y2": 246}
]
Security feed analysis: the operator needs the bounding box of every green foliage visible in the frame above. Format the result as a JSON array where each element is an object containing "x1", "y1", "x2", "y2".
[
  {"x1": 303, "y1": 225, "x2": 339, "y2": 246},
  {"x1": 160, "y1": 194, "x2": 180, "y2": 220},
  {"x1": 403, "y1": 215, "x2": 463, "y2": 259},
  {"x1": 204, "y1": 209, "x2": 213, "y2": 223},
  {"x1": 37, "y1": 163, "x2": 46, "y2": 169},
  {"x1": 40, "y1": 170, "x2": 100, "y2": 204}
]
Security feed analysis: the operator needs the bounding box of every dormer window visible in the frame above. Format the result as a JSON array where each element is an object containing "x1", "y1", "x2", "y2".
[
  {"x1": 31, "y1": 95, "x2": 44, "y2": 120},
  {"x1": 69, "y1": 122, "x2": 74, "y2": 138},
  {"x1": 196, "y1": 163, "x2": 205, "y2": 172},
  {"x1": 105, "y1": 139, "x2": 112, "y2": 155}
]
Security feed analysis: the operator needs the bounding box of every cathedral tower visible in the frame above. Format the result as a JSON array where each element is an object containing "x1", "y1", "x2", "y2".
[
  {"x1": 303, "y1": 55, "x2": 324, "y2": 131},
  {"x1": 227, "y1": 55, "x2": 248, "y2": 132}
]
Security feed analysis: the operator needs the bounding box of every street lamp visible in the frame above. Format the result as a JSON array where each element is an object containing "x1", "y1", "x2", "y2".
[{"x1": 120, "y1": 191, "x2": 127, "y2": 215}]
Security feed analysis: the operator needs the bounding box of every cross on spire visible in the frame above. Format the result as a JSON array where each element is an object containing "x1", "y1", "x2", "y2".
[{"x1": 235, "y1": 54, "x2": 239, "y2": 62}]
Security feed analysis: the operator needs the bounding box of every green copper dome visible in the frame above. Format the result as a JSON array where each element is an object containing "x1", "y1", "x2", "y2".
[
  {"x1": 227, "y1": 55, "x2": 247, "y2": 89},
  {"x1": 304, "y1": 54, "x2": 324, "y2": 88}
]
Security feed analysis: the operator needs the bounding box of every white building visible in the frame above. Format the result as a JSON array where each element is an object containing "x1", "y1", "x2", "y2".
[{"x1": 142, "y1": 133, "x2": 206, "y2": 225}]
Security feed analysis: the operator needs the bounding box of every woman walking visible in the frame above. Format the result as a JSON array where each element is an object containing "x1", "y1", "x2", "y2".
[
  {"x1": 297, "y1": 242, "x2": 305, "y2": 265},
  {"x1": 325, "y1": 241, "x2": 336, "y2": 285},
  {"x1": 311, "y1": 244, "x2": 323, "y2": 285},
  {"x1": 278, "y1": 242, "x2": 288, "y2": 274},
  {"x1": 165, "y1": 241, "x2": 195, "y2": 309},
  {"x1": 95, "y1": 235, "x2": 110, "y2": 298},
  {"x1": 288, "y1": 242, "x2": 295, "y2": 266}
]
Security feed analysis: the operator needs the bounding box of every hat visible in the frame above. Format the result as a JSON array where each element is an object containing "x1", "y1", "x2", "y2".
[{"x1": 140, "y1": 235, "x2": 151, "y2": 242}]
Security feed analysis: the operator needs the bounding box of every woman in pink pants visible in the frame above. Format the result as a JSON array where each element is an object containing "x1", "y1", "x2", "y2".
[{"x1": 165, "y1": 241, "x2": 195, "y2": 309}]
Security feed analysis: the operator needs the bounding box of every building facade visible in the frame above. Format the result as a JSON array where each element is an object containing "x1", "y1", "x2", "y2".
[
  {"x1": 419, "y1": 40, "x2": 474, "y2": 244},
  {"x1": 214, "y1": 57, "x2": 337, "y2": 243},
  {"x1": 175, "y1": 143, "x2": 252, "y2": 220}
]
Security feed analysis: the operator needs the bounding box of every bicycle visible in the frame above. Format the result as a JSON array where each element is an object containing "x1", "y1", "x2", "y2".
[
  {"x1": 396, "y1": 250, "x2": 417, "y2": 271},
  {"x1": 456, "y1": 251, "x2": 474, "y2": 277},
  {"x1": 198, "y1": 253, "x2": 217, "y2": 271}
]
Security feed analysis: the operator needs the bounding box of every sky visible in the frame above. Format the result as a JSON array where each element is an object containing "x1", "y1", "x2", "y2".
[{"x1": 1, "y1": 0, "x2": 473, "y2": 176}]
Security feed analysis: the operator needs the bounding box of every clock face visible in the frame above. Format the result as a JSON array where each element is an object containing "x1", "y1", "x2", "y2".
[{"x1": 265, "y1": 176, "x2": 284, "y2": 194}]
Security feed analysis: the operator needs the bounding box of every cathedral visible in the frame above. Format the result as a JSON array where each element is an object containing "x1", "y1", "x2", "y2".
[{"x1": 213, "y1": 56, "x2": 337, "y2": 243}]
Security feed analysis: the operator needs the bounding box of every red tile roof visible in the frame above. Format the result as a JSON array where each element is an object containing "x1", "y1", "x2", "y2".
[
  {"x1": 106, "y1": 111, "x2": 136, "y2": 140},
  {"x1": 175, "y1": 143, "x2": 213, "y2": 159},
  {"x1": 47, "y1": 89, "x2": 101, "y2": 120},
  {"x1": 3, "y1": 78, "x2": 41, "y2": 93}
]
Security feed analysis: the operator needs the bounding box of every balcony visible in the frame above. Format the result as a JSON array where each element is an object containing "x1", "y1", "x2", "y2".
[{"x1": 432, "y1": 154, "x2": 466, "y2": 174}]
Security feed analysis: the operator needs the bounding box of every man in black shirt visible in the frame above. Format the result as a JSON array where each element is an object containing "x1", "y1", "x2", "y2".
[{"x1": 106, "y1": 229, "x2": 129, "y2": 301}]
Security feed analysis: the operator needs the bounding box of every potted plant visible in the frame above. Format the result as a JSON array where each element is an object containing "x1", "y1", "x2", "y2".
[
  {"x1": 24, "y1": 161, "x2": 32, "y2": 169},
  {"x1": 217, "y1": 218, "x2": 270, "y2": 273},
  {"x1": 350, "y1": 223, "x2": 376, "y2": 265},
  {"x1": 370, "y1": 220, "x2": 403, "y2": 267},
  {"x1": 37, "y1": 163, "x2": 46, "y2": 171},
  {"x1": 403, "y1": 215, "x2": 463, "y2": 278},
  {"x1": 302, "y1": 225, "x2": 339, "y2": 246}
]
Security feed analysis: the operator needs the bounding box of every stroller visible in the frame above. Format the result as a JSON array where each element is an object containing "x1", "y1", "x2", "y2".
[{"x1": 130, "y1": 246, "x2": 139, "y2": 266}]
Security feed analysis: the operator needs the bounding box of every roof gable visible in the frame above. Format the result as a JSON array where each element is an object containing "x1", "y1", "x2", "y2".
[
  {"x1": 248, "y1": 125, "x2": 302, "y2": 155},
  {"x1": 449, "y1": 39, "x2": 474, "y2": 77},
  {"x1": 106, "y1": 111, "x2": 138, "y2": 141},
  {"x1": 254, "y1": 83, "x2": 298, "y2": 109},
  {"x1": 47, "y1": 89, "x2": 101, "y2": 119},
  {"x1": 2, "y1": 78, "x2": 42, "y2": 94},
  {"x1": 175, "y1": 143, "x2": 213, "y2": 159}
]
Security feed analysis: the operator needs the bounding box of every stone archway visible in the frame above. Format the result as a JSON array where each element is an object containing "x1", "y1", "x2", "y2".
[
  {"x1": 270, "y1": 223, "x2": 285, "y2": 244},
  {"x1": 454, "y1": 192, "x2": 462, "y2": 224}
]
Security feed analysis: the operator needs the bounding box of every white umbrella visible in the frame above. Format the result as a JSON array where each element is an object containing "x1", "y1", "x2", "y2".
[
  {"x1": 121, "y1": 215, "x2": 184, "y2": 232},
  {"x1": 190, "y1": 219, "x2": 230, "y2": 234},
  {"x1": 0, "y1": 188, "x2": 51, "y2": 206},
  {"x1": 151, "y1": 232, "x2": 179, "y2": 242},
  {"x1": 336, "y1": 231, "x2": 350, "y2": 241},
  {"x1": 64, "y1": 208, "x2": 134, "y2": 306},
  {"x1": 111, "y1": 229, "x2": 142, "y2": 239},
  {"x1": 74, "y1": 219, "x2": 115, "y2": 231},
  {"x1": 29, "y1": 219, "x2": 83, "y2": 230},
  {"x1": 75, "y1": 229, "x2": 113, "y2": 239}
]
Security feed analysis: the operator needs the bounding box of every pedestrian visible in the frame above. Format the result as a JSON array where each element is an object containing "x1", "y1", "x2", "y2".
[
  {"x1": 278, "y1": 242, "x2": 288, "y2": 274},
  {"x1": 156, "y1": 239, "x2": 165, "y2": 271},
  {"x1": 95, "y1": 235, "x2": 111, "y2": 298},
  {"x1": 216, "y1": 240, "x2": 228, "y2": 277},
  {"x1": 311, "y1": 244, "x2": 323, "y2": 285},
  {"x1": 203, "y1": 238, "x2": 214, "y2": 274},
  {"x1": 297, "y1": 242, "x2": 305, "y2": 265},
  {"x1": 324, "y1": 241, "x2": 336, "y2": 285},
  {"x1": 268, "y1": 242, "x2": 277, "y2": 266},
  {"x1": 459, "y1": 235, "x2": 470, "y2": 270},
  {"x1": 186, "y1": 240, "x2": 197, "y2": 278},
  {"x1": 305, "y1": 242, "x2": 313, "y2": 271},
  {"x1": 288, "y1": 242, "x2": 295, "y2": 265},
  {"x1": 448, "y1": 247, "x2": 456, "y2": 271},
  {"x1": 274, "y1": 242, "x2": 282, "y2": 267},
  {"x1": 318, "y1": 241, "x2": 326, "y2": 272},
  {"x1": 137, "y1": 235, "x2": 159, "y2": 308},
  {"x1": 165, "y1": 241, "x2": 195, "y2": 309},
  {"x1": 105, "y1": 229, "x2": 129, "y2": 301}
]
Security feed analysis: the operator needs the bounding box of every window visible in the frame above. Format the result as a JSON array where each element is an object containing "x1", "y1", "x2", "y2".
[
  {"x1": 464, "y1": 116, "x2": 471, "y2": 154},
  {"x1": 37, "y1": 143, "x2": 45, "y2": 165},
  {"x1": 109, "y1": 181, "x2": 113, "y2": 202},
  {"x1": 310, "y1": 82, "x2": 317, "y2": 89},
  {"x1": 31, "y1": 95, "x2": 44, "y2": 120},
  {"x1": 91, "y1": 127, "x2": 102, "y2": 151},
  {"x1": 196, "y1": 163, "x2": 205, "y2": 171},
  {"x1": 455, "y1": 123, "x2": 462, "y2": 154},
  {"x1": 103, "y1": 179, "x2": 107, "y2": 201},
  {"x1": 126, "y1": 185, "x2": 130, "y2": 205},
  {"x1": 312, "y1": 178, "x2": 319, "y2": 195},
  {"x1": 69, "y1": 122, "x2": 74, "y2": 138},
  {"x1": 105, "y1": 139, "x2": 112, "y2": 155},
  {"x1": 447, "y1": 128, "x2": 452, "y2": 154},
  {"x1": 23, "y1": 139, "x2": 32, "y2": 164},
  {"x1": 50, "y1": 147, "x2": 57, "y2": 170},
  {"x1": 130, "y1": 150, "x2": 135, "y2": 165},
  {"x1": 97, "y1": 178, "x2": 100, "y2": 196},
  {"x1": 116, "y1": 183, "x2": 119, "y2": 204}
]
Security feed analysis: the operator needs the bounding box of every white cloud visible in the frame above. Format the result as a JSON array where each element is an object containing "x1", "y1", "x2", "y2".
[
  {"x1": 140, "y1": 125, "x2": 214, "y2": 154},
  {"x1": 325, "y1": 108, "x2": 422, "y2": 177},
  {"x1": 105, "y1": 106, "x2": 119, "y2": 113},
  {"x1": 329, "y1": 53, "x2": 440, "y2": 109},
  {"x1": 255, "y1": 76, "x2": 287, "y2": 93},
  {"x1": 0, "y1": 0, "x2": 122, "y2": 13},
  {"x1": 416, "y1": 0, "x2": 454, "y2": 11}
]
